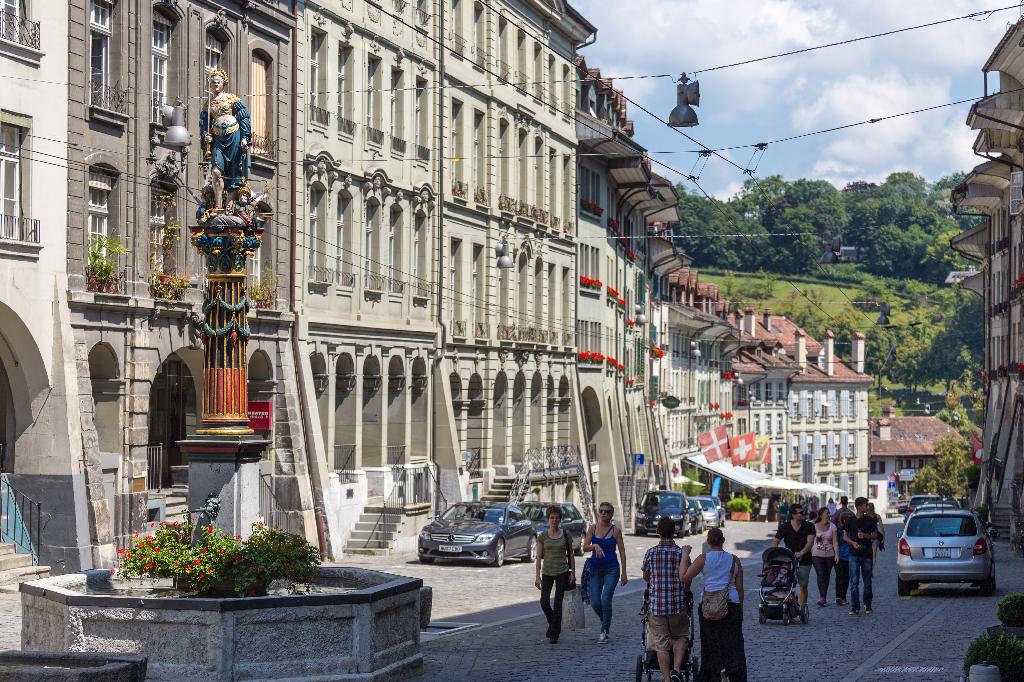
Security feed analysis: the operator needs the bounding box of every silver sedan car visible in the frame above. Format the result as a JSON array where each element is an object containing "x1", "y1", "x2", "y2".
[{"x1": 896, "y1": 510, "x2": 995, "y2": 596}]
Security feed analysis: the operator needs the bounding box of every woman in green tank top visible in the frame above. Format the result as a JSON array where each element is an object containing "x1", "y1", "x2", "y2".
[{"x1": 535, "y1": 504, "x2": 575, "y2": 644}]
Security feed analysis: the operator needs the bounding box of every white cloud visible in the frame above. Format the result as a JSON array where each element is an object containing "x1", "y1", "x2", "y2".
[{"x1": 571, "y1": 0, "x2": 1010, "y2": 191}]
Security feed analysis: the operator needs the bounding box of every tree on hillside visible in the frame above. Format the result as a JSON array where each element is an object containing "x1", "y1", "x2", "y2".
[{"x1": 911, "y1": 434, "x2": 972, "y2": 499}]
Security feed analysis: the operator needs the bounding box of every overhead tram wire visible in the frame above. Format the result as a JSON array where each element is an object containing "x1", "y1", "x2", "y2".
[{"x1": 688, "y1": 4, "x2": 1018, "y2": 74}]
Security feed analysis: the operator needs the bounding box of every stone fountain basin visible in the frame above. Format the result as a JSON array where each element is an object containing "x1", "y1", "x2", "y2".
[{"x1": 20, "y1": 567, "x2": 423, "y2": 681}]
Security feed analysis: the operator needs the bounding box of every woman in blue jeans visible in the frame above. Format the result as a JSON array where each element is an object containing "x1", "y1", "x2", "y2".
[{"x1": 582, "y1": 501, "x2": 628, "y2": 642}]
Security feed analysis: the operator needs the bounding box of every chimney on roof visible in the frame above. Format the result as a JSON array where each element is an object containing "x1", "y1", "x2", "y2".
[
  {"x1": 743, "y1": 306, "x2": 756, "y2": 338},
  {"x1": 763, "y1": 308, "x2": 771, "y2": 331},
  {"x1": 882, "y1": 403, "x2": 894, "y2": 418},
  {"x1": 824, "y1": 329, "x2": 835, "y2": 377},
  {"x1": 878, "y1": 417, "x2": 892, "y2": 441},
  {"x1": 795, "y1": 329, "x2": 806, "y2": 369},
  {"x1": 852, "y1": 332, "x2": 865, "y2": 374}
]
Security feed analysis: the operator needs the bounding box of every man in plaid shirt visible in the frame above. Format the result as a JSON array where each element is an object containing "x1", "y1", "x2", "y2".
[{"x1": 642, "y1": 516, "x2": 691, "y2": 682}]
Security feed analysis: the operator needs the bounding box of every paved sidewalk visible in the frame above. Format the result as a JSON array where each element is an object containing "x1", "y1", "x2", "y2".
[{"x1": 419, "y1": 523, "x2": 1024, "y2": 681}]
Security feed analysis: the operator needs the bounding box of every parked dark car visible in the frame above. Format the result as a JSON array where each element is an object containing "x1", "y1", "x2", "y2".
[
  {"x1": 520, "y1": 502, "x2": 586, "y2": 554},
  {"x1": 634, "y1": 490, "x2": 689, "y2": 538},
  {"x1": 418, "y1": 502, "x2": 536, "y2": 567},
  {"x1": 686, "y1": 498, "x2": 705, "y2": 535}
]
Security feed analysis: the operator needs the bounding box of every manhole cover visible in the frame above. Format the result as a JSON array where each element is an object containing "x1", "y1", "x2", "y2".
[{"x1": 874, "y1": 666, "x2": 945, "y2": 674}]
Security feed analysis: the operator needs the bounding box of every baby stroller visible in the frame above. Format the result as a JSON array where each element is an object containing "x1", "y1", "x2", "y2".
[
  {"x1": 636, "y1": 588, "x2": 697, "y2": 682},
  {"x1": 757, "y1": 546, "x2": 808, "y2": 626}
]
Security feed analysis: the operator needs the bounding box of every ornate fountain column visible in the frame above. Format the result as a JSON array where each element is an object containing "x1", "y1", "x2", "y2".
[{"x1": 176, "y1": 68, "x2": 269, "y2": 537}]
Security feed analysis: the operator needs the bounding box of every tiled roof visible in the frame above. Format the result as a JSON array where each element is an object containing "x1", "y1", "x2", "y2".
[{"x1": 869, "y1": 416, "x2": 964, "y2": 457}]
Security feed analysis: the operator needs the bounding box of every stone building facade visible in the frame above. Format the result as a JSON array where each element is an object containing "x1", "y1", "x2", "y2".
[
  {"x1": 57, "y1": 0, "x2": 311, "y2": 569},
  {"x1": 432, "y1": 1, "x2": 596, "y2": 509},
  {"x1": 574, "y1": 60, "x2": 680, "y2": 519},
  {"x1": 293, "y1": 0, "x2": 442, "y2": 555},
  {"x1": 950, "y1": 18, "x2": 1024, "y2": 531},
  {"x1": 0, "y1": 0, "x2": 81, "y2": 572}
]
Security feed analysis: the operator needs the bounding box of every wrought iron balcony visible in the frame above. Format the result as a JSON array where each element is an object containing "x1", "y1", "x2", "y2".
[
  {"x1": 515, "y1": 71, "x2": 527, "y2": 89},
  {"x1": 474, "y1": 47, "x2": 488, "y2": 69},
  {"x1": 416, "y1": 144, "x2": 430, "y2": 161},
  {"x1": 452, "y1": 319, "x2": 467, "y2": 337},
  {"x1": 338, "y1": 114, "x2": 357, "y2": 136},
  {"x1": 475, "y1": 321, "x2": 489, "y2": 338},
  {"x1": 391, "y1": 136, "x2": 407, "y2": 155},
  {"x1": 334, "y1": 443, "x2": 357, "y2": 472},
  {"x1": 309, "y1": 103, "x2": 330, "y2": 126},
  {"x1": 0, "y1": 9, "x2": 40, "y2": 50},
  {"x1": 473, "y1": 187, "x2": 489, "y2": 205},
  {"x1": 451, "y1": 33, "x2": 466, "y2": 58},
  {"x1": 497, "y1": 323, "x2": 518, "y2": 341},
  {"x1": 416, "y1": 8, "x2": 431, "y2": 25},
  {"x1": 90, "y1": 84, "x2": 129, "y2": 115},
  {"x1": 452, "y1": 180, "x2": 469, "y2": 200},
  {"x1": 0, "y1": 215, "x2": 40, "y2": 244},
  {"x1": 413, "y1": 279, "x2": 433, "y2": 298},
  {"x1": 498, "y1": 194, "x2": 515, "y2": 213},
  {"x1": 367, "y1": 126, "x2": 385, "y2": 145},
  {"x1": 393, "y1": 0, "x2": 409, "y2": 13},
  {"x1": 497, "y1": 60, "x2": 511, "y2": 83},
  {"x1": 249, "y1": 133, "x2": 277, "y2": 158}
]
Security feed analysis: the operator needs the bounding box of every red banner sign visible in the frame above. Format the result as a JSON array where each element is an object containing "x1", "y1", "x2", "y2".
[{"x1": 248, "y1": 401, "x2": 273, "y2": 431}]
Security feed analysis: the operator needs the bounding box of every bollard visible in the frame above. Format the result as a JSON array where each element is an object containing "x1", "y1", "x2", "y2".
[{"x1": 968, "y1": 663, "x2": 1001, "y2": 682}]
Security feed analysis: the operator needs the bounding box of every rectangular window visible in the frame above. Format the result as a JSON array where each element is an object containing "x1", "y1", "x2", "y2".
[
  {"x1": 365, "y1": 202, "x2": 378, "y2": 274},
  {"x1": 472, "y1": 244, "x2": 483, "y2": 328},
  {"x1": 413, "y1": 214, "x2": 425, "y2": 282},
  {"x1": 776, "y1": 413, "x2": 783, "y2": 435},
  {"x1": 338, "y1": 45, "x2": 352, "y2": 120},
  {"x1": 0, "y1": 124, "x2": 22, "y2": 222},
  {"x1": 151, "y1": 19, "x2": 171, "y2": 120},
  {"x1": 534, "y1": 137, "x2": 543, "y2": 208},
  {"x1": 149, "y1": 193, "x2": 166, "y2": 272},
  {"x1": 498, "y1": 119, "x2": 509, "y2": 195},
  {"x1": 450, "y1": 238, "x2": 462, "y2": 320},
  {"x1": 473, "y1": 110, "x2": 484, "y2": 189},
  {"x1": 250, "y1": 55, "x2": 270, "y2": 151},
  {"x1": 90, "y1": 1, "x2": 112, "y2": 94},
  {"x1": 753, "y1": 414, "x2": 760, "y2": 434},
  {"x1": 414, "y1": 77, "x2": 427, "y2": 151},
  {"x1": 336, "y1": 194, "x2": 349, "y2": 276},
  {"x1": 391, "y1": 69, "x2": 404, "y2": 139},
  {"x1": 88, "y1": 170, "x2": 113, "y2": 246},
  {"x1": 367, "y1": 57, "x2": 381, "y2": 129},
  {"x1": 310, "y1": 188, "x2": 325, "y2": 270},
  {"x1": 204, "y1": 33, "x2": 223, "y2": 99}
]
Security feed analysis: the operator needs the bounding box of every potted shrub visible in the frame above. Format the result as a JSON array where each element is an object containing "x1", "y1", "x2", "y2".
[
  {"x1": 249, "y1": 267, "x2": 279, "y2": 310},
  {"x1": 86, "y1": 236, "x2": 128, "y2": 293},
  {"x1": 963, "y1": 631, "x2": 1024, "y2": 680},
  {"x1": 991, "y1": 593, "x2": 1024, "y2": 639},
  {"x1": 148, "y1": 270, "x2": 192, "y2": 301},
  {"x1": 727, "y1": 496, "x2": 753, "y2": 522}
]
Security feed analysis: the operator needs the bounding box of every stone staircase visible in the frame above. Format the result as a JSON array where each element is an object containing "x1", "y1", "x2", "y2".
[
  {"x1": 0, "y1": 543, "x2": 48, "y2": 588},
  {"x1": 343, "y1": 499, "x2": 406, "y2": 557},
  {"x1": 151, "y1": 487, "x2": 189, "y2": 524},
  {"x1": 480, "y1": 476, "x2": 515, "y2": 504},
  {"x1": 991, "y1": 503, "x2": 1015, "y2": 540}
]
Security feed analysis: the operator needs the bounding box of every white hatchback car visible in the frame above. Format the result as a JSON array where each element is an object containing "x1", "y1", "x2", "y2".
[{"x1": 896, "y1": 510, "x2": 995, "y2": 596}]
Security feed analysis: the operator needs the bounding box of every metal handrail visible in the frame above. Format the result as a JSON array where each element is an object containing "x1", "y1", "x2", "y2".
[
  {"x1": 89, "y1": 83, "x2": 129, "y2": 114},
  {"x1": 1, "y1": 474, "x2": 42, "y2": 564},
  {"x1": 0, "y1": 215, "x2": 40, "y2": 243},
  {"x1": 0, "y1": 8, "x2": 40, "y2": 50},
  {"x1": 146, "y1": 444, "x2": 166, "y2": 490},
  {"x1": 258, "y1": 474, "x2": 301, "y2": 535}
]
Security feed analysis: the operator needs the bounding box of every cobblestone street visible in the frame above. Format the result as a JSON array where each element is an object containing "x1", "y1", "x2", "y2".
[{"x1": 406, "y1": 521, "x2": 1021, "y2": 682}]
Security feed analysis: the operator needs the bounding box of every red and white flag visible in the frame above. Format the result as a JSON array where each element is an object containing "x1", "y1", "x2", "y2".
[
  {"x1": 970, "y1": 433, "x2": 983, "y2": 465},
  {"x1": 698, "y1": 425, "x2": 731, "y2": 463},
  {"x1": 729, "y1": 432, "x2": 757, "y2": 466}
]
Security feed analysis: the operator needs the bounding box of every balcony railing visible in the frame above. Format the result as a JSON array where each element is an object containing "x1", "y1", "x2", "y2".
[
  {"x1": 0, "y1": 215, "x2": 40, "y2": 243},
  {"x1": 473, "y1": 187, "x2": 489, "y2": 205},
  {"x1": 334, "y1": 443, "x2": 356, "y2": 472},
  {"x1": 146, "y1": 444, "x2": 166, "y2": 490},
  {"x1": 309, "y1": 103, "x2": 331, "y2": 126},
  {"x1": 498, "y1": 194, "x2": 515, "y2": 212},
  {"x1": 497, "y1": 60, "x2": 511, "y2": 83},
  {"x1": 416, "y1": 144, "x2": 430, "y2": 161},
  {"x1": 367, "y1": 126, "x2": 385, "y2": 145},
  {"x1": 452, "y1": 180, "x2": 469, "y2": 200},
  {"x1": 387, "y1": 444, "x2": 406, "y2": 466},
  {"x1": 391, "y1": 136, "x2": 407, "y2": 155},
  {"x1": 393, "y1": 0, "x2": 409, "y2": 12},
  {"x1": 563, "y1": 330, "x2": 575, "y2": 346},
  {"x1": 90, "y1": 83, "x2": 129, "y2": 115},
  {"x1": 515, "y1": 71, "x2": 527, "y2": 89},
  {"x1": 0, "y1": 9, "x2": 40, "y2": 50},
  {"x1": 250, "y1": 133, "x2": 277, "y2": 158},
  {"x1": 451, "y1": 319, "x2": 467, "y2": 337},
  {"x1": 497, "y1": 323, "x2": 518, "y2": 341},
  {"x1": 338, "y1": 114, "x2": 357, "y2": 136},
  {"x1": 308, "y1": 263, "x2": 354, "y2": 287},
  {"x1": 416, "y1": 8, "x2": 431, "y2": 25},
  {"x1": 364, "y1": 272, "x2": 387, "y2": 292},
  {"x1": 473, "y1": 47, "x2": 488, "y2": 69},
  {"x1": 451, "y1": 33, "x2": 466, "y2": 58},
  {"x1": 389, "y1": 276, "x2": 406, "y2": 294},
  {"x1": 475, "y1": 321, "x2": 489, "y2": 338},
  {"x1": 413, "y1": 279, "x2": 432, "y2": 298}
]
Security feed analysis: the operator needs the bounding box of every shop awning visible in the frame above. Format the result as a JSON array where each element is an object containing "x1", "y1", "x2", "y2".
[{"x1": 686, "y1": 455, "x2": 804, "y2": 491}]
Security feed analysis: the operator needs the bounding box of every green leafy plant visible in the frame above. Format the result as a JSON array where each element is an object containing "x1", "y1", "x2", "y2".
[
  {"x1": 727, "y1": 496, "x2": 753, "y2": 514},
  {"x1": 998, "y1": 593, "x2": 1024, "y2": 628},
  {"x1": 249, "y1": 267, "x2": 279, "y2": 309},
  {"x1": 118, "y1": 519, "x2": 320, "y2": 596},
  {"x1": 148, "y1": 271, "x2": 192, "y2": 301},
  {"x1": 674, "y1": 482, "x2": 705, "y2": 498},
  {"x1": 963, "y1": 632, "x2": 1024, "y2": 679},
  {"x1": 86, "y1": 235, "x2": 128, "y2": 292}
]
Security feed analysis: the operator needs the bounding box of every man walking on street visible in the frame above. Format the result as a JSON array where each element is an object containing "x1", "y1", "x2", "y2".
[
  {"x1": 642, "y1": 516, "x2": 691, "y2": 682},
  {"x1": 831, "y1": 496, "x2": 854, "y2": 606},
  {"x1": 842, "y1": 496, "x2": 879, "y2": 615},
  {"x1": 772, "y1": 502, "x2": 814, "y2": 611}
]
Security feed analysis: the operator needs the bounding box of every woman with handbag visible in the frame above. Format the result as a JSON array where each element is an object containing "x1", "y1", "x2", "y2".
[
  {"x1": 582, "y1": 501, "x2": 628, "y2": 643},
  {"x1": 681, "y1": 528, "x2": 747, "y2": 682},
  {"x1": 535, "y1": 504, "x2": 576, "y2": 644}
]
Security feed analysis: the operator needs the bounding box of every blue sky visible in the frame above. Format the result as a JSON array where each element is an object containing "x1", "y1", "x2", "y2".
[{"x1": 573, "y1": 0, "x2": 1015, "y2": 197}]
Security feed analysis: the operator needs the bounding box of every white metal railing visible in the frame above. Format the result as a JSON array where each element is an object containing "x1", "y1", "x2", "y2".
[{"x1": 0, "y1": 215, "x2": 40, "y2": 243}]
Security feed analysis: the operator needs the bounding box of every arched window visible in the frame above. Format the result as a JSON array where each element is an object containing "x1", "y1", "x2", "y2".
[
  {"x1": 250, "y1": 52, "x2": 273, "y2": 155},
  {"x1": 151, "y1": 17, "x2": 172, "y2": 120},
  {"x1": 204, "y1": 30, "x2": 226, "y2": 98}
]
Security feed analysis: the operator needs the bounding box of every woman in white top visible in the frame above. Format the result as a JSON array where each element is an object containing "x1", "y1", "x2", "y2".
[
  {"x1": 811, "y1": 508, "x2": 840, "y2": 607},
  {"x1": 682, "y1": 528, "x2": 747, "y2": 682}
]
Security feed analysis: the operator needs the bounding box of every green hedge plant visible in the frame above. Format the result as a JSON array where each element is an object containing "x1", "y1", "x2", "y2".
[
  {"x1": 727, "y1": 496, "x2": 753, "y2": 514},
  {"x1": 998, "y1": 593, "x2": 1024, "y2": 628},
  {"x1": 963, "y1": 632, "x2": 1024, "y2": 679}
]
